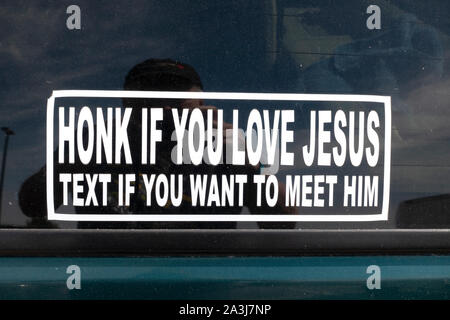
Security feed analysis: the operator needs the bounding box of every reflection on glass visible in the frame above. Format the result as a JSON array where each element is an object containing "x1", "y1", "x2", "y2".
[{"x1": 0, "y1": 0, "x2": 446, "y2": 229}]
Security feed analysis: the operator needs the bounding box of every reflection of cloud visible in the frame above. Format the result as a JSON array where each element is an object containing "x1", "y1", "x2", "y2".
[
  {"x1": 9, "y1": 143, "x2": 45, "y2": 170},
  {"x1": 398, "y1": 78, "x2": 450, "y2": 140},
  {"x1": 0, "y1": 1, "x2": 179, "y2": 64},
  {"x1": 392, "y1": 138, "x2": 450, "y2": 166},
  {"x1": 0, "y1": 4, "x2": 60, "y2": 62},
  {"x1": 0, "y1": 1, "x2": 186, "y2": 129}
]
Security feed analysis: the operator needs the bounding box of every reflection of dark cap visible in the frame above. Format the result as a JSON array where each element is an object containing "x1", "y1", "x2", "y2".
[{"x1": 124, "y1": 58, "x2": 203, "y2": 91}]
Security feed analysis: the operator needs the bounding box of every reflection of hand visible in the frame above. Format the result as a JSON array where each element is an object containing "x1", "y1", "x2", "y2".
[
  {"x1": 191, "y1": 107, "x2": 295, "y2": 216},
  {"x1": 201, "y1": 105, "x2": 262, "y2": 173},
  {"x1": 157, "y1": 105, "x2": 295, "y2": 216}
]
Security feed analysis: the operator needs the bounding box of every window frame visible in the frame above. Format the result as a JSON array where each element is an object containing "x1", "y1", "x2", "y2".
[{"x1": 1, "y1": 229, "x2": 450, "y2": 256}]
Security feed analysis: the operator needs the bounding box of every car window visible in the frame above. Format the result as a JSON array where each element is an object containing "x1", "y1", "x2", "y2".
[{"x1": 0, "y1": 0, "x2": 449, "y2": 254}]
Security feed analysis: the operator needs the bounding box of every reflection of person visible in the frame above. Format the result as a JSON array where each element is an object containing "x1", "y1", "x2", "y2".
[{"x1": 19, "y1": 58, "x2": 294, "y2": 229}]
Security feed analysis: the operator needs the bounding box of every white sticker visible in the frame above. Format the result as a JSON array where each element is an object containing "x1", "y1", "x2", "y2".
[{"x1": 47, "y1": 90, "x2": 391, "y2": 222}]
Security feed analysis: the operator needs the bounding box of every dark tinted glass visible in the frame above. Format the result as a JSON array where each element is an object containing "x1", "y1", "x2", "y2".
[{"x1": 0, "y1": 0, "x2": 449, "y2": 230}]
